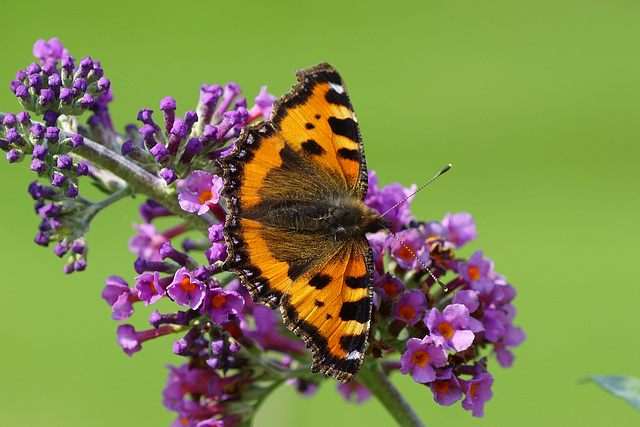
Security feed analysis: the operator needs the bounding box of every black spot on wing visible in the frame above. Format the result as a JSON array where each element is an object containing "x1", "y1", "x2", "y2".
[
  {"x1": 325, "y1": 88, "x2": 351, "y2": 108},
  {"x1": 328, "y1": 117, "x2": 359, "y2": 143},
  {"x1": 301, "y1": 139, "x2": 325, "y2": 156},
  {"x1": 345, "y1": 276, "x2": 367, "y2": 289},
  {"x1": 314, "y1": 299, "x2": 325, "y2": 307},
  {"x1": 309, "y1": 274, "x2": 332, "y2": 290},
  {"x1": 339, "y1": 297, "x2": 371, "y2": 324},
  {"x1": 305, "y1": 122, "x2": 314, "y2": 129},
  {"x1": 337, "y1": 148, "x2": 359, "y2": 161}
]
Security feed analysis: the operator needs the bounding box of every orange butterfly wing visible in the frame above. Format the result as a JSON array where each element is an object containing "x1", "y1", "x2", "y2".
[{"x1": 220, "y1": 63, "x2": 384, "y2": 383}]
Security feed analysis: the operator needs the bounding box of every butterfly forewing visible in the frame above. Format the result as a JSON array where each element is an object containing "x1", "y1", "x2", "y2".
[{"x1": 271, "y1": 63, "x2": 369, "y2": 200}]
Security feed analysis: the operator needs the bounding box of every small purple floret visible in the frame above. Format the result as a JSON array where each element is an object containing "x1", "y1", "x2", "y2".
[
  {"x1": 30, "y1": 159, "x2": 46, "y2": 174},
  {"x1": 6, "y1": 149, "x2": 22, "y2": 163},
  {"x1": 42, "y1": 110, "x2": 60, "y2": 126},
  {"x1": 150, "y1": 142, "x2": 170, "y2": 163},
  {"x1": 78, "y1": 93, "x2": 94, "y2": 108},
  {"x1": 159, "y1": 168, "x2": 178, "y2": 185},
  {"x1": 56, "y1": 155, "x2": 73, "y2": 170},
  {"x1": 45, "y1": 127, "x2": 60, "y2": 143},
  {"x1": 69, "y1": 134, "x2": 84, "y2": 148},
  {"x1": 2, "y1": 113, "x2": 16, "y2": 127},
  {"x1": 51, "y1": 172, "x2": 67, "y2": 187}
]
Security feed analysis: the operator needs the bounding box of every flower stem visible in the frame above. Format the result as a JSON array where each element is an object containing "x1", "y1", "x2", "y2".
[
  {"x1": 73, "y1": 137, "x2": 212, "y2": 235},
  {"x1": 357, "y1": 361, "x2": 426, "y2": 427}
]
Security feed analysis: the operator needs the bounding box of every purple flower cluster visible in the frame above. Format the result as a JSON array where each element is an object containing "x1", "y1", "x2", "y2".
[
  {"x1": 364, "y1": 183, "x2": 525, "y2": 417},
  {"x1": 1, "y1": 106, "x2": 92, "y2": 271},
  {"x1": 105, "y1": 217, "x2": 311, "y2": 426},
  {"x1": 1, "y1": 38, "x2": 524, "y2": 425},
  {"x1": 0, "y1": 38, "x2": 273, "y2": 273},
  {"x1": 11, "y1": 37, "x2": 111, "y2": 119},
  {"x1": 125, "y1": 80, "x2": 266, "y2": 185}
]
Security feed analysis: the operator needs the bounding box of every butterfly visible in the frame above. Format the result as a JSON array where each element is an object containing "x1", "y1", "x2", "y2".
[{"x1": 219, "y1": 62, "x2": 389, "y2": 383}]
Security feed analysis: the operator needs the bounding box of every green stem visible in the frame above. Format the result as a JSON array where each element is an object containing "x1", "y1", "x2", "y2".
[
  {"x1": 0, "y1": 111, "x2": 212, "y2": 236},
  {"x1": 74, "y1": 138, "x2": 212, "y2": 235},
  {"x1": 357, "y1": 361, "x2": 426, "y2": 427}
]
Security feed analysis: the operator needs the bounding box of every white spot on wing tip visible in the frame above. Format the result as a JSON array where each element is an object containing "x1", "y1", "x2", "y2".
[
  {"x1": 345, "y1": 350, "x2": 362, "y2": 360},
  {"x1": 329, "y1": 82, "x2": 345, "y2": 94}
]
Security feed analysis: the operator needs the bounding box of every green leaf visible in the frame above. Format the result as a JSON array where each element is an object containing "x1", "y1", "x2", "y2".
[{"x1": 586, "y1": 375, "x2": 640, "y2": 411}]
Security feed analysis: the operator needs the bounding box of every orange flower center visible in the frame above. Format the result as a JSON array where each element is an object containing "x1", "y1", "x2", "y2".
[
  {"x1": 180, "y1": 276, "x2": 196, "y2": 292},
  {"x1": 382, "y1": 282, "x2": 398, "y2": 298},
  {"x1": 150, "y1": 280, "x2": 158, "y2": 294},
  {"x1": 469, "y1": 382, "x2": 479, "y2": 398},
  {"x1": 433, "y1": 379, "x2": 450, "y2": 394},
  {"x1": 398, "y1": 305, "x2": 417, "y2": 323},
  {"x1": 398, "y1": 244, "x2": 415, "y2": 261},
  {"x1": 468, "y1": 266, "x2": 480, "y2": 281},
  {"x1": 198, "y1": 189, "x2": 213, "y2": 204},
  {"x1": 211, "y1": 293, "x2": 227, "y2": 308},
  {"x1": 411, "y1": 349, "x2": 430, "y2": 367},
  {"x1": 437, "y1": 321, "x2": 454, "y2": 339}
]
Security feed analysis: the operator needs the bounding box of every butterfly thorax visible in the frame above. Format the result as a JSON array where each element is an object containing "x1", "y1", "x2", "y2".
[{"x1": 261, "y1": 195, "x2": 389, "y2": 240}]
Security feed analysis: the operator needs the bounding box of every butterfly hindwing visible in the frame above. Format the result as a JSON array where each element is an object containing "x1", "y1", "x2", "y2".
[
  {"x1": 281, "y1": 237, "x2": 374, "y2": 383},
  {"x1": 220, "y1": 62, "x2": 386, "y2": 383}
]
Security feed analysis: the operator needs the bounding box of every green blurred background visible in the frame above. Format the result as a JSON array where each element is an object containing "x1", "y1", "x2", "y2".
[{"x1": 1, "y1": 1, "x2": 639, "y2": 425}]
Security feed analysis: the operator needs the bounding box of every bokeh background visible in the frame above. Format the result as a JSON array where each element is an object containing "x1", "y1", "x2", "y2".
[{"x1": 1, "y1": 1, "x2": 639, "y2": 425}]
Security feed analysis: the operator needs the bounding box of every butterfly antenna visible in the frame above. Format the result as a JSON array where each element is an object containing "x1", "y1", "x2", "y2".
[
  {"x1": 382, "y1": 224, "x2": 449, "y2": 292},
  {"x1": 380, "y1": 163, "x2": 452, "y2": 218},
  {"x1": 378, "y1": 163, "x2": 452, "y2": 292}
]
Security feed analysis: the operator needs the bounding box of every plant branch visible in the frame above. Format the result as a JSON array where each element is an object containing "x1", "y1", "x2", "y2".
[
  {"x1": 357, "y1": 361, "x2": 426, "y2": 427},
  {"x1": 0, "y1": 112, "x2": 212, "y2": 236}
]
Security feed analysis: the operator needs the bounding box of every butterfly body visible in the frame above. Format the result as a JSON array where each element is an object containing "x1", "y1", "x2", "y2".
[{"x1": 220, "y1": 63, "x2": 384, "y2": 383}]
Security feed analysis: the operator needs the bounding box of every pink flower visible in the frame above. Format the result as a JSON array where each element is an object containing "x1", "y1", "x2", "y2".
[
  {"x1": 178, "y1": 171, "x2": 224, "y2": 215},
  {"x1": 425, "y1": 304, "x2": 475, "y2": 352},
  {"x1": 400, "y1": 336, "x2": 448, "y2": 383}
]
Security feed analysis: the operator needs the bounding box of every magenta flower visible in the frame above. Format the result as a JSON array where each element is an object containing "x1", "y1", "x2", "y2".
[
  {"x1": 134, "y1": 270, "x2": 166, "y2": 305},
  {"x1": 461, "y1": 373, "x2": 494, "y2": 417},
  {"x1": 374, "y1": 273, "x2": 405, "y2": 303},
  {"x1": 364, "y1": 170, "x2": 416, "y2": 232},
  {"x1": 163, "y1": 364, "x2": 218, "y2": 415},
  {"x1": 208, "y1": 223, "x2": 224, "y2": 243},
  {"x1": 117, "y1": 324, "x2": 174, "y2": 356},
  {"x1": 425, "y1": 304, "x2": 475, "y2": 352},
  {"x1": 101, "y1": 276, "x2": 138, "y2": 320},
  {"x1": 458, "y1": 249, "x2": 495, "y2": 294},
  {"x1": 129, "y1": 223, "x2": 166, "y2": 261},
  {"x1": 178, "y1": 171, "x2": 224, "y2": 215},
  {"x1": 494, "y1": 324, "x2": 526, "y2": 368},
  {"x1": 392, "y1": 289, "x2": 427, "y2": 326},
  {"x1": 337, "y1": 380, "x2": 372, "y2": 404},
  {"x1": 167, "y1": 267, "x2": 207, "y2": 309},
  {"x1": 246, "y1": 86, "x2": 276, "y2": 122},
  {"x1": 429, "y1": 368, "x2": 463, "y2": 406},
  {"x1": 388, "y1": 228, "x2": 430, "y2": 270},
  {"x1": 442, "y1": 212, "x2": 477, "y2": 247},
  {"x1": 32, "y1": 37, "x2": 67, "y2": 64},
  {"x1": 245, "y1": 306, "x2": 305, "y2": 355},
  {"x1": 201, "y1": 287, "x2": 244, "y2": 324},
  {"x1": 400, "y1": 336, "x2": 448, "y2": 383},
  {"x1": 452, "y1": 290, "x2": 485, "y2": 333},
  {"x1": 481, "y1": 308, "x2": 507, "y2": 343},
  {"x1": 205, "y1": 242, "x2": 227, "y2": 264}
]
